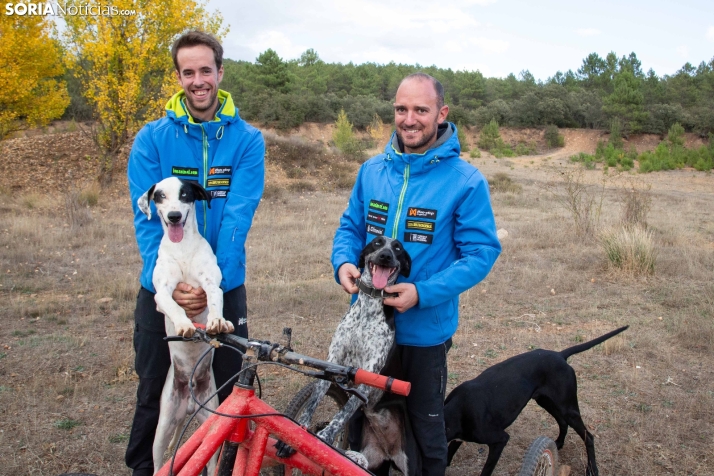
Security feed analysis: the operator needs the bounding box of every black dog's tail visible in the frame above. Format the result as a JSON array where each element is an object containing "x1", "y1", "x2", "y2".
[{"x1": 560, "y1": 326, "x2": 629, "y2": 360}]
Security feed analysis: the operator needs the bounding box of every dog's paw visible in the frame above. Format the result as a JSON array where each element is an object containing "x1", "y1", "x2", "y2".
[
  {"x1": 274, "y1": 439, "x2": 296, "y2": 458},
  {"x1": 345, "y1": 450, "x2": 368, "y2": 468},
  {"x1": 206, "y1": 317, "x2": 234, "y2": 334},
  {"x1": 175, "y1": 318, "x2": 196, "y2": 337}
]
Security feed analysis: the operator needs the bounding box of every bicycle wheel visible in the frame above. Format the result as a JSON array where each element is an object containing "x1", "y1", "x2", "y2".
[
  {"x1": 517, "y1": 436, "x2": 559, "y2": 476},
  {"x1": 271, "y1": 381, "x2": 351, "y2": 476}
]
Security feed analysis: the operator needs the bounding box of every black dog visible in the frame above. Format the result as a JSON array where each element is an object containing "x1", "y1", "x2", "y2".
[{"x1": 444, "y1": 326, "x2": 628, "y2": 476}]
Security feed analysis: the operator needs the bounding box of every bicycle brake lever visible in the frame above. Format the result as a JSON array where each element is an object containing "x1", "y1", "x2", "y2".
[{"x1": 336, "y1": 383, "x2": 368, "y2": 404}]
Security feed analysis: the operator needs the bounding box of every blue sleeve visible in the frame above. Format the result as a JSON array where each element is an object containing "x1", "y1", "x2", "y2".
[
  {"x1": 128, "y1": 125, "x2": 163, "y2": 293},
  {"x1": 215, "y1": 129, "x2": 265, "y2": 290},
  {"x1": 415, "y1": 172, "x2": 501, "y2": 308},
  {"x1": 331, "y1": 164, "x2": 368, "y2": 282}
]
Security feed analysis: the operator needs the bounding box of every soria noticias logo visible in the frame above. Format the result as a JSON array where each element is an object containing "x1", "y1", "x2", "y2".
[{"x1": 5, "y1": 2, "x2": 136, "y2": 16}]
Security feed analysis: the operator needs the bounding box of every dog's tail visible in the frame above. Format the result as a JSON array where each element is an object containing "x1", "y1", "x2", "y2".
[{"x1": 559, "y1": 326, "x2": 629, "y2": 360}]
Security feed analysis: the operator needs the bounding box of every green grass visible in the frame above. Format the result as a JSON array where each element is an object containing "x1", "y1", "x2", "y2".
[{"x1": 54, "y1": 418, "x2": 81, "y2": 430}]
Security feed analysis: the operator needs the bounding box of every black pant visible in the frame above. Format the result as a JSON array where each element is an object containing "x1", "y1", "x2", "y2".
[
  {"x1": 124, "y1": 286, "x2": 248, "y2": 475},
  {"x1": 350, "y1": 339, "x2": 452, "y2": 476}
]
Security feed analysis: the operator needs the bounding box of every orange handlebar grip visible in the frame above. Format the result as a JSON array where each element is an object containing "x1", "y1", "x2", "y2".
[{"x1": 354, "y1": 369, "x2": 411, "y2": 396}]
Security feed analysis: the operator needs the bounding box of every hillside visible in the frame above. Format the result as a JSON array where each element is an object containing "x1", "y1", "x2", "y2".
[{"x1": 2, "y1": 122, "x2": 706, "y2": 198}]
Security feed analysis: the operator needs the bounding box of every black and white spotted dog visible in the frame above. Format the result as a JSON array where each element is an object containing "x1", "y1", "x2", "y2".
[
  {"x1": 137, "y1": 177, "x2": 234, "y2": 474},
  {"x1": 278, "y1": 236, "x2": 411, "y2": 469}
]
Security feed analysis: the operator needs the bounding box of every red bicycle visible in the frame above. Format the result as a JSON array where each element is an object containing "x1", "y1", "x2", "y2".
[{"x1": 155, "y1": 327, "x2": 411, "y2": 476}]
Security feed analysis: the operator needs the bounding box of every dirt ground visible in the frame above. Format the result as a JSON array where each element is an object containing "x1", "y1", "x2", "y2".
[{"x1": 0, "y1": 123, "x2": 712, "y2": 475}]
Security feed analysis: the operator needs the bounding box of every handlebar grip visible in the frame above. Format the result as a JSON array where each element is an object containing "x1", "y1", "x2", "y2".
[{"x1": 354, "y1": 369, "x2": 411, "y2": 396}]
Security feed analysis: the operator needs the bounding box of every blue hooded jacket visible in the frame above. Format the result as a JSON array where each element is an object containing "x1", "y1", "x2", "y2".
[
  {"x1": 128, "y1": 90, "x2": 265, "y2": 293},
  {"x1": 332, "y1": 123, "x2": 501, "y2": 346}
]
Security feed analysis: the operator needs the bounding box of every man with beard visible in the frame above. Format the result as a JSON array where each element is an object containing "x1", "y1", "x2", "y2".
[
  {"x1": 125, "y1": 30, "x2": 264, "y2": 476},
  {"x1": 332, "y1": 73, "x2": 501, "y2": 475}
]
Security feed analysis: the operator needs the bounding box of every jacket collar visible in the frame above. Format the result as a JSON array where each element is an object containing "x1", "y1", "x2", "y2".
[
  {"x1": 165, "y1": 89, "x2": 237, "y2": 125},
  {"x1": 385, "y1": 122, "x2": 460, "y2": 176}
]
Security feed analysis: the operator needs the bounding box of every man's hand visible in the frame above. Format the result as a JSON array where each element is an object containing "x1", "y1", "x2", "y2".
[
  {"x1": 338, "y1": 263, "x2": 360, "y2": 294},
  {"x1": 172, "y1": 282, "x2": 207, "y2": 319},
  {"x1": 383, "y1": 283, "x2": 419, "y2": 313}
]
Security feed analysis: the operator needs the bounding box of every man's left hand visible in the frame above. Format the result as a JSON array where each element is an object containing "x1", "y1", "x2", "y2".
[{"x1": 383, "y1": 283, "x2": 419, "y2": 313}]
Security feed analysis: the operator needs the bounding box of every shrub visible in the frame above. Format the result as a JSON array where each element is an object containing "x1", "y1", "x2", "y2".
[
  {"x1": 543, "y1": 169, "x2": 606, "y2": 238},
  {"x1": 637, "y1": 129, "x2": 714, "y2": 173},
  {"x1": 457, "y1": 123, "x2": 470, "y2": 152},
  {"x1": 600, "y1": 225, "x2": 657, "y2": 275},
  {"x1": 65, "y1": 190, "x2": 92, "y2": 228},
  {"x1": 544, "y1": 125, "x2": 565, "y2": 148},
  {"x1": 477, "y1": 119, "x2": 502, "y2": 151},
  {"x1": 488, "y1": 172, "x2": 522, "y2": 193},
  {"x1": 667, "y1": 122, "x2": 685, "y2": 148},
  {"x1": 332, "y1": 109, "x2": 366, "y2": 160},
  {"x1": 620, "y1": 179, "x2": 652, "y2": 229},
  {"x1": 609, "y1": 118, "x2": 624, "y2": 149},
  {"x1": 366, "y1": 113, "x2": 385, "y2": 146},
  {"x1": 469, "y1": 148, "x2": 482, "y2": 159},
  {"x1": 514, "y1": 141, "x2": 537, "y2": 156}
]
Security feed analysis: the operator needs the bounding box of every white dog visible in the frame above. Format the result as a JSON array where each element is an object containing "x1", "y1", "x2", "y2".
[{"x1": 137, "y1": 176, "x2": 234, "y2": 474}]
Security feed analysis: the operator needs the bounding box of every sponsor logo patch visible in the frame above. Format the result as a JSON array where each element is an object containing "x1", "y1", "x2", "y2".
[
  {"x1": 367, "y1": 223, "x2": 385, "y2": 236},
  {"x1": 367, "y1": 211, "x2": 388, "y2": 225},
  {"x1": 404, "y1": 232, "x2": 433, "y2": 245},
  {"x1": 406, "y1": 220, "x2": 435, "y2": 232},
  {"x1": 369, "y1": 199, "x2": 389, "y2": 213},
  {"x1": 209, "y1": 166, "x2": 232, "y2": 176},
  {"x1": 210, "y1": 189, "x2": 228, "y2": 199},
  {"x1": 172, "y1": 166, "x2": 199, "y2": 177},
  {"x1": 407, "y1": 207, "x2": 437, "y2": 220},
  {"x1": 207, "y1": 178, "x2": 230, "y2": 187}
]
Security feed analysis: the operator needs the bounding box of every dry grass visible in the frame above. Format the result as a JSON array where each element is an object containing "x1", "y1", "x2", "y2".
[
  {"x1": 0, "y1": 155, "x2": 713, "y2": 475},
  {"x1": 600, "y1": 225, "x2": 657, "y2": 275}
]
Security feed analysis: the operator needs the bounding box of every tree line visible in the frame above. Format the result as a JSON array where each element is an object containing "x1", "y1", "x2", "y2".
[
  {"x1": 216, "y1": 49, "x2": 714, "y2": 137},
  {"x1": 2, "y1": 0, "x2": 713, "y2": 178}
]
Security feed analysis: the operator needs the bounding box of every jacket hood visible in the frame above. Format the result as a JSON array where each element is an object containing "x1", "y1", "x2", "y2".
[
  {"x1": 386, "y1": 122, "x2": 461, "y2": 175},
  {"x1": 165, "y1": 89, "x2": 238, "y2": 125}
]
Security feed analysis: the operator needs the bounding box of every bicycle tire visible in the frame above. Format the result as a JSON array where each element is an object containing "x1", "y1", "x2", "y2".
[
  {"x1": 272, "y1": 381, "x2": 351, "y2": 476},
  {"x1": 518, "y1": 436, "x2": 559, "y2": 476}
]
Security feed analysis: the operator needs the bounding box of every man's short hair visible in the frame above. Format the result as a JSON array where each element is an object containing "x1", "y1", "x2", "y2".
[
  {"x1": 401, "y1": 73, "x2": 445, "y2": 109},
  {"x1": 171, "y1": 31, "x2": 223, "y2": 71}
]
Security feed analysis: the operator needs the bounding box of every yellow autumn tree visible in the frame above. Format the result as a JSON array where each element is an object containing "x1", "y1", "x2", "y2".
[
  {"x1": 62, "y1": 0, "x2": 226, "y2": 182},
  {"x1": 0, "y1": 13, "x2": 69, "y2": 139}
]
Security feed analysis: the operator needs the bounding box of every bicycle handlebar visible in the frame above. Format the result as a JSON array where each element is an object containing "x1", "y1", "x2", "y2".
[{"x1": 170, "y1": 327, "x2": 411, "y2": 397}]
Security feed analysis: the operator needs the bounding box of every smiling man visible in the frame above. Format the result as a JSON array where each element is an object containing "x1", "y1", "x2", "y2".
[
  {"x1": 332, "y1": 73, "x2": 501, "y2": 475},
  {"x1": 125, "y1": 31, "x2": 264, "y2": 476}
]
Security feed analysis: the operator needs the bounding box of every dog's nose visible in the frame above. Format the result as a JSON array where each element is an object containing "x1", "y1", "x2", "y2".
[
  {"x1": 377, "y1": 250, "x2": 393, "y2": 261},
  {"x1": 167, "y1": 211, "x2": 182, "y2": 224}
]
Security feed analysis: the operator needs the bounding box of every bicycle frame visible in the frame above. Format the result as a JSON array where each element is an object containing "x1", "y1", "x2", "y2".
[
  {"x1": 155, "y1": 330, "x2": 385, "y2": 476},
  {"x1": 156, "y1": 383, "x2": 369, "y2": 476}
]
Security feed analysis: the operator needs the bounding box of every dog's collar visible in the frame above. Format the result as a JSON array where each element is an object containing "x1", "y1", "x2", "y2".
[{"x1": 356, "y1": 278, "x2": 399, "y2": 299}]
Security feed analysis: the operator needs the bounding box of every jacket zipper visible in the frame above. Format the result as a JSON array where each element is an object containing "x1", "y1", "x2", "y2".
[
  {"x1": 391, "y1": 163, "x2": 410, "y2": 238},
  {"x1": 201, "y1": 124, "x2": 208, "y2": 236}
]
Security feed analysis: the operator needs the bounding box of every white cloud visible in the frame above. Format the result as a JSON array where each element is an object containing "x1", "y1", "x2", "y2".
[
  {"x1": 470, "y1": 37, "x2": 509, "y2": 54},
  {"x1": 576, "y1": 28, "x2": 601, "y2": 37},
  {"x1": 676, "y1": 45, "x2": 689, "y2": 58},
  {"x1": 245, "y1": 31, "x2": 307, "y2": 60},
  {"x1": 707, "y1": 26, "x2": 714, "y2": 42}
]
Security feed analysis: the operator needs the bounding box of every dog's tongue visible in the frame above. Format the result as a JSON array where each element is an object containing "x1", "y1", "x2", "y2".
[
  {"x1": 372, "y1": 265, "x2": 392, "y2": 290},
  {"x1": 168, "y1": 223, "x2": 184, "y2": 243}
]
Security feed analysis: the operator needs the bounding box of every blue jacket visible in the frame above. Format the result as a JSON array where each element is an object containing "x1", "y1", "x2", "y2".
[
  {"x1": 332, "y1": 123, "x2": 501, "y2": 346},
  {"x1": 128, "y1": 90, "x2": 265, "y2": 293}
]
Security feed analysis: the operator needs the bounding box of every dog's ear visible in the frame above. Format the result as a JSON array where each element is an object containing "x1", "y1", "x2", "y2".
[
  {"x1": 137, "y1": 184, "x2": 156, "y2": 220},
  {"x1": 358, "y1": 237, "x2": 380, "y2": 268},
  {"x1": 183, "y1": 180, "x2": 212, "y2": 209},
  {"x1": 395, "y1": 241, "x2": 411, "y2": 277}
]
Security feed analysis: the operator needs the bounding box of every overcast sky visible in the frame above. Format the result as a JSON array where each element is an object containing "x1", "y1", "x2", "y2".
[{"x1": 206, "y1": 0, "x2": 714, "y2": 80}]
